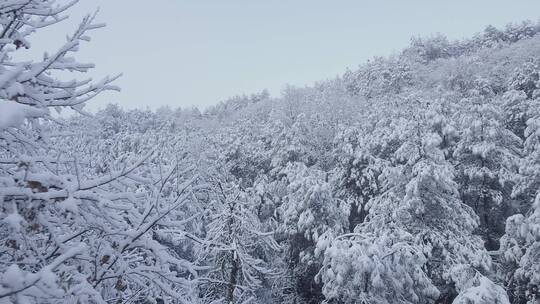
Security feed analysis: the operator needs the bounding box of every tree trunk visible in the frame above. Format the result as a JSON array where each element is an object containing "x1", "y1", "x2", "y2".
[{"x1": 226, "y1": 254, "x2": 239, "y2": 304}]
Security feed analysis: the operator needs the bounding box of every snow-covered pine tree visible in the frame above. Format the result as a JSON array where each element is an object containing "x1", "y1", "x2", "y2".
[
  {"x1": 269, "y1": 161, "x2": 347, "y2": 304},
  {"x1": 320, "y1": 106, "x2": 503, "y2": 303},
  {"x1": 332, "y1": 126, "x2": 382, "y2": 232},
  {"x1": 500, "y1": 89, "x2": 540, "y2": 304},
  {"x1": 453, "y1": 95, "x2": 521, "y2": 251},
  {"x1": 499, "y1": 192, "x2": 540, "y2": 304}
]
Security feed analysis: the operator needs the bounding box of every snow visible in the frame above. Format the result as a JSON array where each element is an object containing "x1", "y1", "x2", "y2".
[
  {"x1": 3, "y1": 211, "x2": 24, "y2": 231},
  {"x1": 0, "y1": 100, "x2": 45, "y2": 130},
  {"x1": 1, "y1": 264, "x2": 24, "y2": 290},
  {"x1": 2, "y1": 2, "x2": 540, "y2": 303},
  {"x1": 453, "y1": 275, "x2": 510, "y2": 304}
]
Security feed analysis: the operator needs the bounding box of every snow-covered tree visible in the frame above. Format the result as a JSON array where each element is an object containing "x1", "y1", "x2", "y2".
[
  {"x1": 343, "y1": 57, "x2": 413, "y2": 98},
  {"x1": 197, "y1": 175, "x2": 279, "y2": 304},
  {"x1": 265, "y1": 162, "x2": 347, "y2": 304},
  {"x1": 451, "y1": 266, "x2": 510, "y2": 304},
  {"x1": 0, "y1": 2, "x2": 199, "y2": 303},
  {"x1": 453, "y1": 96, "x2": 521, "y2": 250},
  {"x1": 320, "y1": 111, "x2": 499, "y2": 303},
  {"x1": 500, "y1": 89, "x2": 540, "y2": 304},
  {"x1": 319, "y1": 226, "x2": 440, "y2": 304},
  {"x1": 500, "y1": 192, "x2": 540, "y2": 304},
  {"x1": 332, "y1": 126, "x2": 382, "y2": 232}
]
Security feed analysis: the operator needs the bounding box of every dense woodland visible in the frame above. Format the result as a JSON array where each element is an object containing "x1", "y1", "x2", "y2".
[{"x1": 1, "y1": 1, "x2": 540, "y2": 304}]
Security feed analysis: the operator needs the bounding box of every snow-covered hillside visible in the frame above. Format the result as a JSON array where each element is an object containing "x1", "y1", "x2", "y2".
[{"x1": 1, "y1": 1, "x2": 540, "y2": 303}]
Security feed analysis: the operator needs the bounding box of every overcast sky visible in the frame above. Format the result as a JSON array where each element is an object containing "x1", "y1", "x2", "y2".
[{"x1": 25, "y1": 0, "x2": 540, "y2": 111}]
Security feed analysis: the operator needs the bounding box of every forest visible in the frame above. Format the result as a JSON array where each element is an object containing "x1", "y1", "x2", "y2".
[{"x1": 1, "y1": 1, "x2": 540, "y2": 304}]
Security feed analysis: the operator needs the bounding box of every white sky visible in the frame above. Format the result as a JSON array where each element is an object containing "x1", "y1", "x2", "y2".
[{"x1": 24, "y1": 0, "x2": 540, "y2": 111}]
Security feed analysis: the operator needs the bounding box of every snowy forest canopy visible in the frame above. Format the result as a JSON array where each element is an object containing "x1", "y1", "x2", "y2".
[{"x1": 1, "y1": 1, "x2": 540, "y2": 304}]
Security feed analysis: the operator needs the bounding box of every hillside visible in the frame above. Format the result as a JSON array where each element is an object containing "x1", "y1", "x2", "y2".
[{"x1": 1, "y1": 3, "x2": 540, "y2": 303}]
